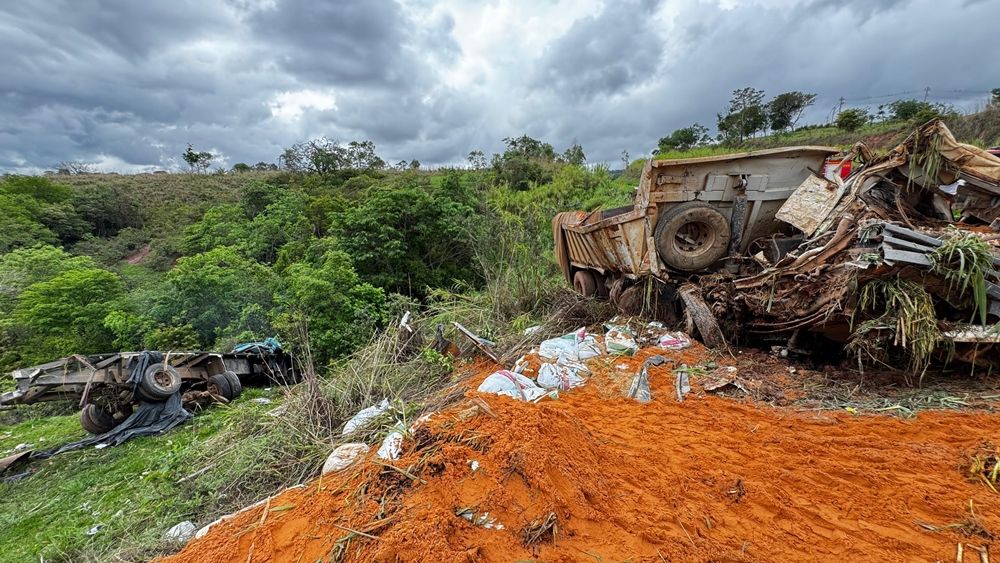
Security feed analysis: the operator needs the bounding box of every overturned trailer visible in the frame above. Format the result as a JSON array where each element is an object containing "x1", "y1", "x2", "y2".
[
  {"x1": 0, "y1": 347, "x2": 295, "y2": 434},
  {"x1": 555, "y1": 120, "x2": 1000, "y2": 372}
]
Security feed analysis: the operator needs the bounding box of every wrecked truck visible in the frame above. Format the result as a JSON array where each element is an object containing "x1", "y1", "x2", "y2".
[
  {"x1": 554, "y1": 120, "x2": 1000, "y2": 372},
  {"x1": 0, "y1": 346, "x2": 295, "y2": 434}
]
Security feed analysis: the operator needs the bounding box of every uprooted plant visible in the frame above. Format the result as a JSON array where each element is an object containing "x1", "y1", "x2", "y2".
[
  {"x1": 929, "y1": 227, "x2": 996, "y2": 324},
  {"x1": 850, "y1": 277, "x2": 940, "y2": 378}
]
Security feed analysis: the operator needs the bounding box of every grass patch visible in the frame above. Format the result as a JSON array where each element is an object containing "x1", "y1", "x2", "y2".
[{"x1": 0, "y1": 388, "x2": 288, "y2": 562}]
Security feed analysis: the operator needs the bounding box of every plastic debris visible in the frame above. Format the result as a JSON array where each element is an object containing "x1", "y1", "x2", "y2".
[
  {"x1": 478, "y1": 370, "x2": 549, "y2": 402},
  {"x1": 674, "y1": 364, "x2": 692, "y2": 402},
  {"x1": 322, "y1": 443, "x2": 370, "y2": 474},
  {"x1": 86, "y1": 525, "x2": 103, "y2": 536},
  {"x1": 627, "y1": 367, "x2": 651, "y2": 403},
  {"x1": 377, "y1": 426, "x2": 405, "y2": 460},
  {"x1": 342, "y1": 399, "x2": 390, "y2": 435},
  {"x1": 536, "y1": 359, "x2": 589, "y2": 391},
  {"x1": 468, "y1": 460, "x2": 480, "y2": 472},
  {"x1": 659, "y1": 332, "x2": 692, "y2": 350},
  {"x1": 522, "y1": 325, "x2": 543, "y2": 335},
  {"x1": 164, "y1": 521, "x2": 196, "y2": 543},
  {"x1": 456, "y1": 508, "x2": 505, "y2": 530},
  {"x1": 538, "y1": 328, "x2": 602, "y2": 362},
  {"x1": 605, "y1": 324, "x2": 638, "y2": 356},
  {"x1": 252, "y1": 397, "x2": 272, "y2": 405}
]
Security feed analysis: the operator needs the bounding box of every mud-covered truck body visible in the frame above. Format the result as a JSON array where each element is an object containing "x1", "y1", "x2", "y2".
[
  {"x1": 0, "y1": 348, "x2": 295, "y2": 434},
  {"x1": 553, "y1": 146, "x2": 838, "y2": 300}
]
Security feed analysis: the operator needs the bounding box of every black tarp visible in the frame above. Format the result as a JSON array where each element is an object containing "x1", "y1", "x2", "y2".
[{"x1": 33, "y1": 352, "x2": 192, "y2": 459}]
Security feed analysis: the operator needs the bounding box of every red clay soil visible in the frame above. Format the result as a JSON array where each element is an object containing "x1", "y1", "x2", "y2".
[{"x1": 164, "y1": 346, "x2": 1000, "y2": 562}]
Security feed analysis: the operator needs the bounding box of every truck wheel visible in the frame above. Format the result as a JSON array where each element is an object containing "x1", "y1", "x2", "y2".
[
  {"x1": 136, "y1": 363, "x2": 182, "y2": 402},
  {"x1": 222, "y1": 371, "x2": 242, "y2": 399},
  {"x1": 80, "y1": 404, "x2": 115, "y2": 435},
  {"x1": 207, "y1": 373, "x2": 236, "y2": 401},
  {"x1": 654, "y1": 202, "x2": 731, "y2": 271},
  {"x1": 573, "y1": 270, "x2": 598, "y2": 297}
]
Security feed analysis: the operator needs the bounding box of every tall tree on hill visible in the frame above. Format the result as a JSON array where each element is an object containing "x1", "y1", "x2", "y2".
[
  {"x1": 767, "y1": 91, "x2": 817, "y2": 132},
  {"x1": 182, "y1": 144, "x2": 214, "y2": 173},
  {"x1": 717, "y1": 87, "x2": 767, "y2": 144},
  {"x1": 655, "y1": 123, "x2": 709, "y2": 153}
]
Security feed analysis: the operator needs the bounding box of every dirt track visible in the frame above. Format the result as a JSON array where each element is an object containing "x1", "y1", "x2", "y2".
[{"x1": 165, "y1": 347, "x2": 1000, "y2": 562}]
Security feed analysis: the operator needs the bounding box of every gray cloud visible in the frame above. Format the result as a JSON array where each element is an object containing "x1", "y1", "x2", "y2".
[{"x1": 0, "y1": 0, "x2": 997, "y2": 173}]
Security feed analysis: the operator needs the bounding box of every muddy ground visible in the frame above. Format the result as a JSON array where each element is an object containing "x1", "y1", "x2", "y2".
[{"x1": 163, "y1": 341, "x2": 1000, "y2": 562}]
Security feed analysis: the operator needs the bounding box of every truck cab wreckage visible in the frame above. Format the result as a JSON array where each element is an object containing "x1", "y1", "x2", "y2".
[{"x1": 554, "y1": 120, "x2": 1000, "y2": 372}]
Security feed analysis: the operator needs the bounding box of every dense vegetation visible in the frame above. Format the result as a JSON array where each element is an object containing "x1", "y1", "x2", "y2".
[{"x1": 0, "y1": 140, "x2": 637, "y2": 376}]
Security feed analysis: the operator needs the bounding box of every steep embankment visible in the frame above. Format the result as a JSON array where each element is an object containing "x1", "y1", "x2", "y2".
[{"x1": 166, "y1": 346, "x2": 1000, "y2": 562}]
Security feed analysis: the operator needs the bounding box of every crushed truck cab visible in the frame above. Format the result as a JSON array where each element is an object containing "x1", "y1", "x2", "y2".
[{"x1": 553, "y1": 146, "x2": 838, "y2": 299}]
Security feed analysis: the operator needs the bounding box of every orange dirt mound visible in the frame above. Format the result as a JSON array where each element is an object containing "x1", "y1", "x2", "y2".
[{"x1": 165, "y1": 348, "x2": 1000, "y2": 562}]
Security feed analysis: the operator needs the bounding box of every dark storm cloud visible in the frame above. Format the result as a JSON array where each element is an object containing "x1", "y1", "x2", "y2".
[
  {"x1": 246, "y1": 0, "x2": 418, "y2": 87},
  {"x1": 532, "y1": 0, "x2": 664, "y2": 102},
  {"x1": 0, "y1": 0, "x2": 998, "y2": 173}
]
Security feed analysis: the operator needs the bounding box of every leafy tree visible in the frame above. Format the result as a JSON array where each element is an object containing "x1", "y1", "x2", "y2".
[
  {"x1": 561, "y1": 142, "x2": 587, "y2": 165},
  {"x1": 11, "y1": 268, "x2": 126, "y2": 363},
  {"x1": 766, "y1": 91, "x2": 816, "y2": 132},
  {"x1": 886, "y1": 99, "x2": 957, "y2": 123},
  {"x1": 154, "y1": 247, "x2": 275, "y2": 346},
  {"x1": 253, "y1": 161, "x2": 278, "y2": 171},
  {"x1": 836, "y1": 108, "x2": 869, "y2": 131},
  {"x1": 717, "y1": 87, "x2": 768, "y2": 144},
  {"x1": 0, "y1": 246, "x2": 98, "y2": 311},
  {"x1": 273, "y1": 248, "x2": 387, "y2": 362},
  {"x1": 347, "y1": 140, "x2": 386, "y2": 170},
  {"x1": 331, "y1": 182, "x2": 477, "y2": 295},
  {"x1": 281, "y1": 138, "x2": 385, "y2": 173},
  {"x1": 182, "y1": 144, "x2": 214, "y2": 173},
  {"x1": 992, "y1": 88, "x2": 1000, "y2": 106},
  {"x1": 491, "y1": 135, "x2": 557, "y2": 190},
  {"x1": 467, "y1": 150, "x2": 487, "y2": 170},
  {"x1": 231, "y1": 162, "x2": 252, "y2": 173},
  {"x1": 71, "y1": 184, "x2": 142, "y2": 237},
  {"x1": 409, "y1": 159, "x2": 421, "y2": 169},
  {"x1": 656, "y1": 123, "x2": 709, "y2": 153}
]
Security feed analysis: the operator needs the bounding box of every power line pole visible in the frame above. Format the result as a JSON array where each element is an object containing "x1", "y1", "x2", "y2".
[{"x1": 835, "y1": 97, "x2": 845, "y2": 115}]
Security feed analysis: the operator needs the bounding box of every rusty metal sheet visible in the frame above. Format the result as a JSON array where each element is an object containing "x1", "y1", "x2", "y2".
[{"x1": 775, "y1": 174, "x2": 840, "y2": 236}]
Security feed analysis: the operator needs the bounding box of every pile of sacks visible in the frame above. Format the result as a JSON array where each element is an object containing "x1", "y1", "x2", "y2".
[{"x1": 476, "y1": 322, "x2": 692, "y2": 401}]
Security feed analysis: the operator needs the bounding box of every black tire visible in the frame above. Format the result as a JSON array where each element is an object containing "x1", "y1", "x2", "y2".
[
  {"x1": 80, "y1": 404, "x2": 115, "y2": 435},
  {"x1": 654, "y1": 202, "x2": 731, "y2": 271},
  {"x1": 222, "y1": 371, "x2": 242, "y2": 399},
  {"x1": 136, "y1": 362, "x2": 182, "y2": 401},
  {"x1": 207, "y1": 373, "x2": 236, "y2": 401},
  {"x1": 573, "y1": 270, "x2": 598, "y2": 297}
]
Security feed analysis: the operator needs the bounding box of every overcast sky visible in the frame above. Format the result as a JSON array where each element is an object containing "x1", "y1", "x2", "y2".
[{"x1": 1, "y1": 0, "x2": 997, "y2": 173}]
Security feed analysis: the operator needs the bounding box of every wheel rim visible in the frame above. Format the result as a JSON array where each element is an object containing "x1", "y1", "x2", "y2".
[
  {"x1": 153, "y1": 370, "x2": 172, "y2": 389},
  {"x1": 674, "y1": 221, "x2": 715, "y2": 253}
]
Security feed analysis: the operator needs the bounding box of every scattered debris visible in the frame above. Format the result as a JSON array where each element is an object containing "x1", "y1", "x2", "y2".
[
  {"x1": 456, "y1": 507, "x2": 504, "y2": 530},
  {"x1": 342, "y1": 399, "x2": 390, "y2": 436},
  {"x1": 522, "y1": 512, "x2": 558, "y2": 546},
  {"x1": 452, "y1": 322, "x2": 500, "y2": 363},
  {"x1": 538, "y1": 328, "x2": 602, "y2": 362},
  {"x1": 377, "y1": 427, "x2": 405, "y2": 460},
  {"x1": 477, "y1": 370, "x2": 549, "y2": 402},
  {"x1": 164, "y1": 521, "x2": 196, "y2": 543},
  {"x1": 322, "y1": 443, "x2": 370, "y2": 474},
  {"x1": 555, "y1": 120, "x2": 1000, "y2": 373},
  {"x1": 604, "y1": 323, "x2": 638, "y2": 355}
]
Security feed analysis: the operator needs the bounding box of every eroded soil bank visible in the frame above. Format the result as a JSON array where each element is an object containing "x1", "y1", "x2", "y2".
[{"x1": 165, "y1": 346, "x2": 1000, "y2": 562}]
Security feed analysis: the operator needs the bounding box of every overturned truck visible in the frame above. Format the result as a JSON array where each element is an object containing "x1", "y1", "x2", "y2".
[
  {"x1": 554, "y1": 120, "x2": 1000, "y2": 372},
  {"x1": 0, "y1": 346, "x2": 295, "y2": 434}
]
